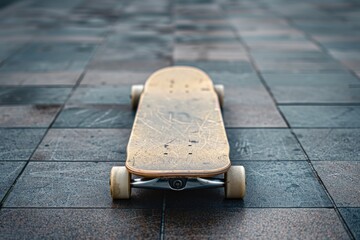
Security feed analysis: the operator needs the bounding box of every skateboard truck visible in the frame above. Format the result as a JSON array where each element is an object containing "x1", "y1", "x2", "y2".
[
  {"x1": 131, "y1": 177, "x2": 224, "y2": 191},
  {"x1": 110, "y1": 165, "x2": 245, "y2": 199}
]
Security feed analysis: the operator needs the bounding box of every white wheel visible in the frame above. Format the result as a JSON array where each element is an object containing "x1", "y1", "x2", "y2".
[
  {"x1": 110, "y1": 166, "x2": 131, "y2": 199},
  {"x1": 225, "y1": 166, "x2": 246, "y2": 199},
  {"x1": 131, "y1": 85, "x2": 144, "y2": 110},
  {"x1": 214, "y1": 84, "x2": 224, "y2": 108}
]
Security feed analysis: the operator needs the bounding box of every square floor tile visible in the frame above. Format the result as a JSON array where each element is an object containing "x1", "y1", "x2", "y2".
[
  {"x1": 0, "y1": 162, "x2": 25, "y2": 201},
  {"x1": 227, "y1": 129, "x2": 306, "y2": 160},
  {"x1": 4, "y1": 162, "x2": 163, "y2": 208},
  {"x1": 339, "y1": 208, "x2": 360, "y2": 239},
  {"x1": 164, "y1": 209, "x2": 348, "y2": 239},
  {"x1": 255, "y1": 61, "x2": 345, "y2": 73},
  {"x1": 176, "y1": 23, "x2": 232, "y2": 32},
  {"x1": 0, "y1": 42, "x2": 97, "y2": 72},
  {"x1": 88, "y1": 59, "x2": 170, "y2": 72},
  {"x1": 0, "y1": 129, "x2": 46, "y2": 160},
  {"x1": 0, "y1": 105, "x2": 60, "y2": 127},
  {"x1": 208, "y1": 72, "x2": 263, "y2": 86},
  {"x1": 313, "y1": 161, "x2": 360, "y2": 207},
  {"x1": 173, "y1": 43, "x2": 247, "y2": 61},
  {"x1": 251, "y1": 52, "x2": 330, "y2": 62},
  {"x1": 294, "y1": 129, "x2": 360, "y2": 161},
  {"x1": 262, "y1": 73, "x2": 360, "y2": 86},
  {"x1": 280, "y1": 106, "x2": 360, "y2": 128},
  {"x1": 0, "y1": 87, "x2": 72, "y2": 104},
  {"x1": 104, "y1": 33, "x2": 172, "y2": 52},
  {"x1": 263, "y1": 73, "x2": 360, "y2": 103},
  {"x1": 31, "y1": 129, "x2": 130, "y2": 161},
  {"x1": 175, "y1": 35, "x2": 238, "y2": 44},
  {"x1": 241, "y1": 34, "x2": 307, "y2": 42},
  {"x1": 91, "y1": 45, "x2": 170, "y2": 63},
  {"x1": 323, "y1": 41, "x2": 360, "y2": 52},
  {"x1": 68, "y1": 87, "x2": 130, "y2": 104},
  {"x1": 27, "y1": 26, "x2": 105, "y2": 43},
  {"x1": 224, "y1": 84, "x2": 276, "y2": 105},
  {"x1": 0, "y1": 43, "x2": 23, "y2": 62},
  {"x1": 174, "y1": 60, "x2": 255, "y2": 74},
  {"x1": 223, "y1": 85, "x2": 286, "y2": 128},
  {"x1": 270, "y1": 86, "x2": 360, "y2": 104},
  {"x1": 247, "y1": 40, "x2": 320, "y2": 52},
  {"x1": 53, "y1": 105, "x2": 134, "y2": 128},
  {"x1": 0, "y1": 209, "x2": 161, "y2": 239},
  {"x1": 242, "y1": 161, "x2": 331, "y2": 207},
  {"x1": 80, "y1": 71, "x2": 149, "y2": 86},
  {"x1": 224, "y1": 104, "x2": 287, "y2": 128},
  {"x1": 0, "y1": 72, "x2": 81, "y2": 86}
]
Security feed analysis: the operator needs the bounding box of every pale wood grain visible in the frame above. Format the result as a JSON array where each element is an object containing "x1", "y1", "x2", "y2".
[{"x1": 126, "y1": 66, "x2": 231, "y2": 177}]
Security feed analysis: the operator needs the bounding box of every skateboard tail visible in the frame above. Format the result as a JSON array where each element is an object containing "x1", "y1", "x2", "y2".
[{"x1": 125, "y1": 160, "x2": 231, "y2": 178}]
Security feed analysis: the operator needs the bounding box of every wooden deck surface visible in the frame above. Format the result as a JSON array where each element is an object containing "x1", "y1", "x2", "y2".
[{"x1": 126, "y1": 66, "x2": 231, "y2": 177}]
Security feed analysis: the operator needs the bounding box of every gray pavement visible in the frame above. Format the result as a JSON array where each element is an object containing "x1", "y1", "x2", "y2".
[{"x1": 0, "y1": 0, "x2": 359, "y2": 239}]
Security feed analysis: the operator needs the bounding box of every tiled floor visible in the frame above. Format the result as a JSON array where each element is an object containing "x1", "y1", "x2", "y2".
[{"x1": 0, "y1": 0, "x2": 359, "y2": 239}]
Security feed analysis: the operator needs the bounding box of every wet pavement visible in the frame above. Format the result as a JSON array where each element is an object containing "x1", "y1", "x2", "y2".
[{"x1": 0, "y1": 0, "x2": 359, "y2": 239}]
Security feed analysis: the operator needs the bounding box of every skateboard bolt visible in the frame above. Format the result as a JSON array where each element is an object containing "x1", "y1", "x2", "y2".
[
  {"x1": 174, "y1": 180, "x2": 182, "y2": 188},
  {"x1": 169, "y1": 178, "x2": 187, "y2": 190}
]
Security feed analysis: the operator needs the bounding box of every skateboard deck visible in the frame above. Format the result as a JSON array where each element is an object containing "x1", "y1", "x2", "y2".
[{"x1": 125, "y1": 66, "x2": 231, "y2": 178}]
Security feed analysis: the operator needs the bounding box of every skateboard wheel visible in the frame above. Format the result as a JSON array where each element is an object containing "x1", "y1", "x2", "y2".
[
  {"x1": 131, "y1": 85, "x2": 144, "y2": 110},
  {"x1": 110, "y1": 166, "x2": 131, "y2": 200},
  {"x1": 225, "y1": 166, "x2": 246, "y2": 199},
  {"x1": 214, "y1": 84, "x2": 224, "y2": 108}
]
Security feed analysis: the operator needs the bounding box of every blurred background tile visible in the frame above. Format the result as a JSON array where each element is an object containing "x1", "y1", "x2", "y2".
[{"x1": 31, "y1": 129, "x2": 130, "y2": 161}]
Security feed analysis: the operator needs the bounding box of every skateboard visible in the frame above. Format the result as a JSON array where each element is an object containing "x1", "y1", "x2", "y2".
[{"x1": 110, "y1": 66, "x2": 246, "y2": 199}]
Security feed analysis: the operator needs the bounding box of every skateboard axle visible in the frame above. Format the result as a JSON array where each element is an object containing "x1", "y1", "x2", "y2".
[{"x1": 131, "y1": 177, "x2": 224, "y2": 191}]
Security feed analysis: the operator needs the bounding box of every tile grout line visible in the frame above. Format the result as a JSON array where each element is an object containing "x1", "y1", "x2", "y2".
[
  {"x1": 0, "y1": 41, "x2": 31, "y2": 69},
  {"x1": 159, "y1": 192, "x2": 166, "y2": 240}
]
